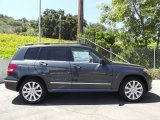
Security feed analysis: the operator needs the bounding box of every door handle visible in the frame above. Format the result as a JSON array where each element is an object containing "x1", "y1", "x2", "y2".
[
  {"x1": 39, "y1": 62, "x2": 48, "y2": 66},
  {"x1": 73, "y1": 64, "x2": 81, "y2": 69}
]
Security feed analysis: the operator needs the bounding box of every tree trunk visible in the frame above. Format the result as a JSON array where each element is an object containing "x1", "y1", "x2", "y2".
[{"x1": 77, "y1": 0, "x2": 84, "y2": 35}]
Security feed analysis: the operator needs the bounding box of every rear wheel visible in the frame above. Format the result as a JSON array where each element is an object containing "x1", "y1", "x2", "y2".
[
  {"x1": 119, "y1": 77, "x2": 146, "y2": 102},
  {"x1": 19, "y1": 78, "x2": 47, "y2": 104}
]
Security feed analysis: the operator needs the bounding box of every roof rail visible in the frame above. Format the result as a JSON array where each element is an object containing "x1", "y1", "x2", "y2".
[
  {"x1": 25, "y1": 42, "x2": 80, "y2": 46},
  {"x1": 25, "y1": 43, "x2": 35, "y2": 46}
]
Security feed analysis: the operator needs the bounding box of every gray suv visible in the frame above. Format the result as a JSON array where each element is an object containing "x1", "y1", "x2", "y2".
[{"x1": 5, "y1": 44, "x2": 152, "y2": 104}]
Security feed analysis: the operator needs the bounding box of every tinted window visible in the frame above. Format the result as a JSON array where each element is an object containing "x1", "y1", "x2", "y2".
[
  {"x1": 71, "y1": 48, "x2": 100, "y2": 63},
  {"x1": 39, "y1": 47, "x2": 48, "y2": 60},
  {"x1": 48, "y1": 47, "x2": 66, "y2": 61},
  {"x1": 25, "y1": 47, "x2": 40, "y2": 60},
  {"x1": 12, "y1": 47, "x2": 27, "y2": 60}
]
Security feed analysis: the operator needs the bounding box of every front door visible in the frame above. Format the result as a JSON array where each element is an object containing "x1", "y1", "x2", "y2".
[{"x1": 70, "y1": 47, "x2": 112, "y2": 89}]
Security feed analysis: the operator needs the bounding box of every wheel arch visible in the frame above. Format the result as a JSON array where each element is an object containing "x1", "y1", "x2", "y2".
[
  {"x1": 119, "y1": 75, "x2": 148, "y2": 92},
  {"x1": 16, "y1": 75, "x2": 47, "y2": 91}
]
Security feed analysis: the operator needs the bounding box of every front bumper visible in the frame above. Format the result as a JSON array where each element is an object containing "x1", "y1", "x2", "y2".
[{"x1": 146, "y1": 75, "x2": 152, "y2": 92}]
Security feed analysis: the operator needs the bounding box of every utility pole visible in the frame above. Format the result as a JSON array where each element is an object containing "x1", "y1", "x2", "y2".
[
  {"x1": 38, "y1": 0, "x2": 41, "y2": 44},
  {"x1": 59, "y1": 15, "x2": 62, "y2": 40},
  {"x1": 77, "y1": 0, "x2": 84, "y2": 35}
]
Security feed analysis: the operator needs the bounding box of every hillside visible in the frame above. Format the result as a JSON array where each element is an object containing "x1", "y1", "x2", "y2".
[
  {"x1": 0, "y1": 34, "x2": 63, "y2": 58},
  {"x1": 0, "y1": 14, "x2": 28, "y2": 34}
]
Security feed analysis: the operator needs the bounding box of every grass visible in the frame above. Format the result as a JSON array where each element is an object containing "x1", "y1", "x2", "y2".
[{"x1": 0, "y1": 34, "x2": 65, "y2": 58}]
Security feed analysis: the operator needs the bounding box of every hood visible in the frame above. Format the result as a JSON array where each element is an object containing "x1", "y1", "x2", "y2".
[{"x1": 110, "y1": 62, "x2": 145, "y2": 69}]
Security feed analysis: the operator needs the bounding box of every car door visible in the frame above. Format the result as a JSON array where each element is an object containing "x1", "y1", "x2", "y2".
[
  {"x1": 35, "y1": 46, "x2": 71, "y2": 89},
  {"x1": 69, "y1": 47, "x2": 112, "y2": 89}
]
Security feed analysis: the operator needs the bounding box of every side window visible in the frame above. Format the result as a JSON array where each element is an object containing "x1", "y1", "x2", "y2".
[
  {"x1": 71, "y1": 48, "x2": 100, "y2": 63},
  {"x1": 25, "y1": 47, "x2": 40, "y2": 60},
  {"x1": 38, "y1": 47, "x2": 48, "y2": 60},
  {"x1": 48, "y1": 47, "x2": 66, "y2": 61}
]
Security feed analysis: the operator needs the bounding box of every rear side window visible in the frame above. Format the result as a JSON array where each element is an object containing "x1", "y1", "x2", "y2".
[
  {"x1": 38, "y1": 47, "x2": 48, "y2": 60},
  {"x1": 25, "y1": 47, "x2": 40, "y2": 60},
  {"x1": 48, "y1": 47, "x2": 66, "y2": 61},
  {"x1": 12, "y1": 47, "x2": 28, "y2": 60}
]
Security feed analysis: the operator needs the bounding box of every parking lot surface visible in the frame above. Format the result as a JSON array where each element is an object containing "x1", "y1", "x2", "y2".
[{"x1": 0, "y1": 80, "x2": 160, "y2": 120}]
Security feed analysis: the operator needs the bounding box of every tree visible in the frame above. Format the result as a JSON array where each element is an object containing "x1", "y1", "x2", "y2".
[
  {"x1": 84, "y1": 23, "x2": 107, "y2": 41},
  {"x1": 99, "y1": 0, "x2": 160, "y2": 47},
  {"x1": 62, "y1": 14, "x2": 78, "y2": 40},
  {"x1": 83, "y1": 23, "x2": 118, "y2": 48},
  {"x1": 19, "y1": 18, "x2": 28, "y2": 23},
  {"x1": 42, "y1": 9, "x2": 63, "y2": 38},
  {"x1": 96, "y1": 31, "x2": 116, "y2": 47},
  {"x1": 41, "y1": 9, "x2": 86, "y2": 40}
]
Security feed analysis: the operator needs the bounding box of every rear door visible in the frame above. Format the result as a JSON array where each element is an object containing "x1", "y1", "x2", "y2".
[{"x1": 35, "y1": 46, "x2": 71, "y2": 89}]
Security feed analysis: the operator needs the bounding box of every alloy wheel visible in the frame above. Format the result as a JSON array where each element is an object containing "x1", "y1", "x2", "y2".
[
  {"x1": 22, "y1": 82, "x2": 42, "y2": 102},
  {"x1": 124, "y1": 80, "x2": 143, "y2": 100}
]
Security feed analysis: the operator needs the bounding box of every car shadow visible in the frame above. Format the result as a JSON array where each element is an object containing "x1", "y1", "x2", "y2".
[{"x1": 12, "y1": 92, "x2": 160, "y2": 106}]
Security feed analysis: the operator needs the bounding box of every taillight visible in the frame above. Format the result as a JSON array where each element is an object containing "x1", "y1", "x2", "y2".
[{"x1": 7, "y1": 64, "x2": 17, "y2": 75}]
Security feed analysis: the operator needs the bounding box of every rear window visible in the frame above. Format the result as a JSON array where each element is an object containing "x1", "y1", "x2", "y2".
[{"x1": 24, "y1": 47, "x2": 40, "y2": 60}]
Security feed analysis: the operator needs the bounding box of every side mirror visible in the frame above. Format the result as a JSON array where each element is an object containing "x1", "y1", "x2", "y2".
[{"x1": 100, "y1": 59, "x2": 106, "y2": 65}]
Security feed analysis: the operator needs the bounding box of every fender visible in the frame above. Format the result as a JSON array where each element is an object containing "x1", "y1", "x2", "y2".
[{"x1": 111, "y1": 69, "x2": 147, "y2": 90}]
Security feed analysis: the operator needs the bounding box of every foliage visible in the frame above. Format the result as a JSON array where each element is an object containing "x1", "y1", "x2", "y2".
[
  {"x1": 84, "y1": 23, "x2": 106, "y2": 40},
  {"x1": 95, "y1": 31, "x2": 116, "y2": 47},
  {"x1": 99, "y1": 0, "x2": 160, "y2": 47},
  {"x1": 0, "y1": 14, "x2": 39, "y2": 36},
  {"x1": 83, "y1": 23, "x2": 118, "y2": 46},
  {"x1": 117, "y1": 47, "x2": 154, "y2": 68},
  {"x1": 148, "y1": 69, "x2": 160, "y2": 80},
  {"x1": 42, "y1": 9, "x2": 87, "y2": 40},
  {"x1": 0, "y1": 14, "x2": 25, "y2": 34},
  {"x1": 0, "y1": 8, "x2": 88, "y2": 41},
  {"x1": 0, "y1": 34, "x2": 63, "y2": 58},
  {"x1": 81, "y1": 31, "x2": 160, "y2": 69}
]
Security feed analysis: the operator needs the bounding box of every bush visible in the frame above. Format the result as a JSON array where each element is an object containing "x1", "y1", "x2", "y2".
[
  {"x1": 148, "y1": 69, "x2": 160, "y2": 80},
  {"x1": 115, "y1": 47, "x2": 155, "y2": 68}
]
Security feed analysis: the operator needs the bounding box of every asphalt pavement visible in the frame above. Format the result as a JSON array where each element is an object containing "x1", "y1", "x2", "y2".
[{"x1": 0, "y1": 80, "x2": 160, "y2": 120}]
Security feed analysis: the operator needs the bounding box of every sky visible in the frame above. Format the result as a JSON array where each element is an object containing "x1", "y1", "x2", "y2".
[{"x1": 0, "y1": 0, "x2": 111, "y2": 23}]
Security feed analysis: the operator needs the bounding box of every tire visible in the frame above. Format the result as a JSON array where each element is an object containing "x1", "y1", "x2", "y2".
[
  {"x1": 19, "y1": 78, "x2": 47, "y2": 104},
  {"x1": 119, "y1": 77, "x2": 146, "y2": 102}
]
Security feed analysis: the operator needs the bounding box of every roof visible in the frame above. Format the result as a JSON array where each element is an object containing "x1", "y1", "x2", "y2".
[{"x1": 21, "y1": 43, "x2": 90, "y2": 48}]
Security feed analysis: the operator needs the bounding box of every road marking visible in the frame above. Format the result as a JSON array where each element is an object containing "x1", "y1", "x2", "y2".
[{"x1": 45, "y1": 103, "x2": 60, "y2": 112}]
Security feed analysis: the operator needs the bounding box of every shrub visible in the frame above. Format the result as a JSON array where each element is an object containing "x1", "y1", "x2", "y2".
[{"x1": 148, "y1": 69, "x2": 160, "y2": 80}]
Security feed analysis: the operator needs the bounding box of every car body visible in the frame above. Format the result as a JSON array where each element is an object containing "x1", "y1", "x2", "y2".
[{"x1": 5, "y1": 44, "x2": 152, "y2": 103}]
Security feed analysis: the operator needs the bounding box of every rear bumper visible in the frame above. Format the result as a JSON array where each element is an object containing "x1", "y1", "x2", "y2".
[{"x1": 4, "y1": 79, "x2": 18, "y2": 91}]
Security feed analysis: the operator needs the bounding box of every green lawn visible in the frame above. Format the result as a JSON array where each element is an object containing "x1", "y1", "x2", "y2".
[{"x1": 0, "y1": 34, "x2": 64, "y2": 58}]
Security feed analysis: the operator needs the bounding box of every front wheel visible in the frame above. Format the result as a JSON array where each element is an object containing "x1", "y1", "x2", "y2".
[
  {"x1": 119, "y1": 77, "x2": 146, "y2": 102},
  {"x1": 19, "y1": 78, "x2": 47, "y2": 104}
]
